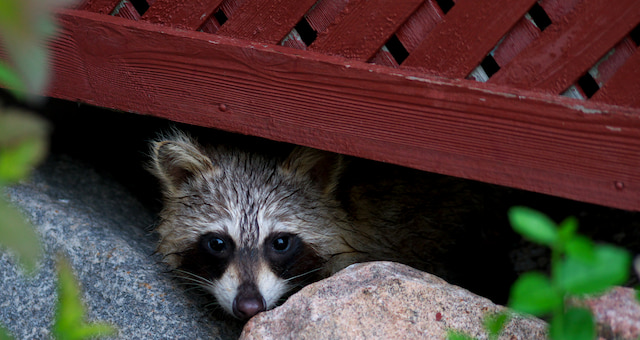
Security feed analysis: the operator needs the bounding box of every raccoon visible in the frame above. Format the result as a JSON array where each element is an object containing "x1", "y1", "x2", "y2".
[{"x1": 149, "y1": 130, "x2": 513, "y2": 319}]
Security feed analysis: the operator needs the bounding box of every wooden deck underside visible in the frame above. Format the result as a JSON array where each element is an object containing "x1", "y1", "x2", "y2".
[{"x1": 3, "y1": 0, "x2": 640, "y2": 211}]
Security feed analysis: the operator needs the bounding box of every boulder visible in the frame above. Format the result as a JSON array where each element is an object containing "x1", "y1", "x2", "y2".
[
  {"x1": 240, "y1": 261, "x2": 548, "y2": 340},
  {"x1": 0, "y1": 155, "x2": 243, "y2": 339},
  {"x1": 581, "y1": 286, "x2": 640, "y2": 340}
]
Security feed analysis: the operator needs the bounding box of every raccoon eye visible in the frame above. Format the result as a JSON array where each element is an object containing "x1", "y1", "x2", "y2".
[
  {"x1": 208, "y1": 237, "x2": 226, "y2": 252},
  {"x1": 200, "y1": 233, "x2": 231, "y2": 256},
  {"x1": 272, "y1": 236, "x2": 290, "y2": 252}
]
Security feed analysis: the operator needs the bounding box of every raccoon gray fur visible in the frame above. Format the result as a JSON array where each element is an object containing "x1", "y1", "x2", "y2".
[{"x1": 149, "y1": 129, "x2": 512, "y2": 319}]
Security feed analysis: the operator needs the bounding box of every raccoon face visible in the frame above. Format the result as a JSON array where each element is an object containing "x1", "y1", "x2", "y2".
[
  {"x1": 180, "y1": 231, "x2": 321, "y2": 318},
  {"x1": 149, "y1": 131, "x2": 343, "y2": 319}
]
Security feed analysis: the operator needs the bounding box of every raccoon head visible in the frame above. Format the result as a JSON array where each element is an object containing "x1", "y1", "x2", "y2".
[{"x1": 149, "y1": 131, "x2": 347, "y2": 319}]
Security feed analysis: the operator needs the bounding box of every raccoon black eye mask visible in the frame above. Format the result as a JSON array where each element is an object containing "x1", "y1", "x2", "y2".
[{"x1": 149, "y1": 129, "x2": 501, "y2": 319}]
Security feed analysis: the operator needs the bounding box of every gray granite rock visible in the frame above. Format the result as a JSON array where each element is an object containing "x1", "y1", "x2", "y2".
[{"x1": 1, "y1": 155, "x2": 243, "y2": 339}]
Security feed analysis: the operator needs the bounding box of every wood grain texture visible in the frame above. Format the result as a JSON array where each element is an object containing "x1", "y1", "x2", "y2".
[
  {"x1": 141, "y1": 0, "x2": 224, "y2": 30},
  {"x1": 309, "y1": 0, "x2": 423, "y2": 61},
  {"x1": 32, "y1": 9, "x2": 640, "y2": 211},
  {"x1": 402, "y1": 0, "x2": 537, "y2": 78},
  {"x1": 490, "y1": 0, "x2": 640, "y2": 94},
  {"x1": 592, "y1": 49, "x2": 640, "y2": 108},
  {"x1": 539, "y1": 0, "x2": 581, "y2": 22},
  {"x1": 395, "y1": 0, "x2": 445, "y2": 54},
  {"x1": 492, "y1": 18, "x2": 540, "y2": 67},
  {"x1": 589, "y1": 38, "x2": 637, "y2": 89},
  {"x1": 216, "y1": 0, "x2": 318, "y2": 44},
  {"x1": 77, "y1": 0, "x2": 120, "y2": 14},
  {"x1": 305, "y1": 0, "x2": 349, "y2": 33}
]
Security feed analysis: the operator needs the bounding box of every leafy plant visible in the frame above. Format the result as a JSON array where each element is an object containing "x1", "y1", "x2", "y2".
[
  {"x1": 507, "y1": 206, "x2": 632, "y2": 340},
  {"x1": 53, "y1": 256, "x2": 117, "y2": 340},
  {"x1": 447, "y1": 207, "x2": 634, "y2": 340},
  {"x1": 0, "y1": 0, "x2": 76, "y2": 99},
  {"x1": 1, "y1": 0, "x2": 117, "y2": 338},
  {"x1": 445, "y1": 311, "x2": 510, "y2": 340},
  {"x1": 0, "y1": 109, "x2": 48, "y2": 272}
]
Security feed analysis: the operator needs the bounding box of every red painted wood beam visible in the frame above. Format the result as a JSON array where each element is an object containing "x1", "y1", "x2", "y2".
[
  {"x1": 309, "y1": 0, "x2": 423, "y2": 61},
  {"x1": 24, "y1": 9, "x2": 640, "y2": 211},
  {"x1": 402, "y1": 0, "x2": 537, "y2": 78},
  {"x1": 216, "y1": 0, "x2": 318, "y2": 44},
  {"x1": 490, "y1": 0, "x2": 640, "y2": 94},
  {"x1": 142, "y1": 0, "x2": 225, "y2": 30},
  {"x1": 592, "y1": 49, "x2": 640, "y2": 108}
]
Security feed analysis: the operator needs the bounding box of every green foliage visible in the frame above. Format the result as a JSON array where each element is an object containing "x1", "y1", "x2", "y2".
[
  {"x1": 0, "y1": 1, "x2": 117, "y2": 339},
  {"x1": 53, "y1": 257, "x2": 117, "y2": 340},
  {"x1": 549, "y1": 307, "x2": 595, "y2": 340},
  {"x1": 0, "y1": 109, "x2": 49, "y2": 185},
  {"x1": 0, "y1": 197, "x2": 41, "y2": 273},
  {"x1": 483, "y1": 311, "x2": 510, "y2": 340},
  {"x1": 509, "y1": 272, "x2": 561, "y2": 315},
  {"x1": 446, "y1": 330, "x2": 476, "y2": 340},
  {"x1": 0, "y1": 0, "x2": 75, "y2": 99},
  {"x1": 508, "y1": 206, "x2": 558, "y2": 246},
  {"x1": 507, "y1": 207, "x2": 632, "y2": 340},
  {"x1": 0, "y1": 325, "x2": 12, "y2": 340},
  {"x1": 445, "y1": 312, "x2": 510, "y2": 340}
]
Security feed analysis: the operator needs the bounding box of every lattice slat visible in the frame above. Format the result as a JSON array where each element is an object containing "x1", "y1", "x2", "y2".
[
  {"x1": 590, "y1": 38, "x2": 637, "y2": 88},
  {"x1": 491, "y1": 17, "x2": 540, "y2": 67},
  {"x1": 401, "y1": 0, "x2": 537, "y2": 78},
  {"x1": 112, "y1": 0, "x2": 141, "y2": 20},
  {"x1": 395, "y1": 0, "x2": 445, "y2": 54},
  {"x1": 77, "y1": 0, "x2": 120, "y2": 14},
  {"x1": 305, "y1": 0, "x2": 348, "y2": 34},
  {"x1": 539, "y1": 0, "x2": 581, "y2": 22},
  {"x1": 142, "y1": 0, "x2": 224, "y2": 30},
  {"x1": 592, "y1": 50, "x2": 640, "y2": 108},
  {"x1": 4, "y1": 0, "x2": 640, "y2": 210},
  {"x1": 490, "y1": 0, "x2": 640, "y2": 94},
  {"x1": 309, "y1": 0, "x2": 422, "y2": 61},
  {"x1": 216, "y1": 0, "x2": 317, "y2": 44}
]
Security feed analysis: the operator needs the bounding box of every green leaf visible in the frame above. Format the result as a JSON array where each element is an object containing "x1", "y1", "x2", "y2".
[
  {"x1": 557, "y1": 217, "x2": 578, "y2": 244},
  {"x1": 484, "y1": 311, "x2": 510, "y2": 340},
  {"x1": 508, "y1": 207, "x2": 558, "y2": 246},
  {"x1": 0, "y1": 61, "x2": 26, "y2": 95},
  {"x1": 446, "y1": 330, "x2": 477, "y2": 340},
  {"x1": 508, "y1": 272, "x2": 562, "y2": 316},
  {"x1": 0, "y1": 324, "x2": 15, "y2": 340},
  {"x1": 565, "y1": 235, "x2": 596, "y2": 264},
  {"x1": 549, "y1": 307, "x2": 595, "y2": 340},
  {"x1": 53, "y1": 256, "x2": 117, "y2": 340},
  {"x1": 556, "y1": 244, "x2": 631, "y2": 295},
  {"x1": 0, "y1": 197, "x2": 42, "y2": 273},
  {"x1": 0, "y1": 136, "x2": 48, "y2": 183},
  {"x1": 0, "y1": 109, "x2": 49, "y2": 185}
]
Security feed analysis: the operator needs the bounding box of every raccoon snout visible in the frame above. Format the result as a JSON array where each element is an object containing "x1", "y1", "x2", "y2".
[{"x1": 233, "y1": 283, "x2": 267, "y2": 319}]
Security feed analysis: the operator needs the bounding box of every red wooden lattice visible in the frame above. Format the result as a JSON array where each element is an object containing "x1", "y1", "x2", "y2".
[{"x1": 3, "y1": 0, "x2": 640, "y2": 211}]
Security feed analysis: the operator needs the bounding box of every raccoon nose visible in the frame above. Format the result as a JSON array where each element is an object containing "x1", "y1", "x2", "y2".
[{"x1": 233, "y1": 294, "x2": 266, "y2": 319}]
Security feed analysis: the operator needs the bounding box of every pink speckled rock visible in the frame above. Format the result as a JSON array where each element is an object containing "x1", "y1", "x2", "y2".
[
  {"x1": 582, "y1": 287, "x2": 640, "y2": 340},
  {"x1": 240, "y1": 261, "x2": 548, "y2": 340}
]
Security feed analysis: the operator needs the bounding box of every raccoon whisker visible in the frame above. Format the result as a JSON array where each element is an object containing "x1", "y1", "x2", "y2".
[
  {"x1": 203, "y1": 300, "x2": 221, "y2": 309},
  {"x1": 182, "y1": 286, "x2": 210, "y2": 294},
  {"x1": 284, "y1": 267, "x2": 323, "y2": 282},
  {"x1": 173, "y1": 269, "x2": 214, "y2": 287}
]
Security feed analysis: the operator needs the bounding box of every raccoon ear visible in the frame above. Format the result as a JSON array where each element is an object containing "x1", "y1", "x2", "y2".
[
  {"x1": 150, "y1": 139, "x2": 214, "y2": 191},
  {"x1": 280, "y1": 147, "x2": 344, "y2": 194}
]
